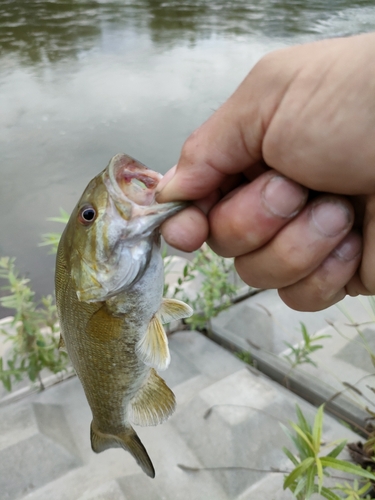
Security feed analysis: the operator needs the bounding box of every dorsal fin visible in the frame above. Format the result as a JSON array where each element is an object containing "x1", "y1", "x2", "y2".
[
  {"x1": 136, "y1": 315, "x2": 170, "y2": 370},
  {"x1": 159, "y1": 298, "x2": 193, "y2": 324},
  {"x1": 129, "y1": 369, "x2": 176, "y2": 426}
]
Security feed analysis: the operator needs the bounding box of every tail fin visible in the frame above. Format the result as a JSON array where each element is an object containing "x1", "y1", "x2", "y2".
[{"x1": 90, "y1": 421, "x2": 155, "y2": 478}]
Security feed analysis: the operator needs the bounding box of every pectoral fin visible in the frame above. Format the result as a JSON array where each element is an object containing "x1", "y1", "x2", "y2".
[
  {"x1": 130, "y1": 368, "x2": 176, "y2": 426},
  {"x1": 90, "y1": 421, "x2": 155, "y2": 478},
  {"x1": 159, "y1": 298, "x2": 193, "y2": 324},
  {"x1": 136, "y1": 315, "x2": 170, "y2": 370}
]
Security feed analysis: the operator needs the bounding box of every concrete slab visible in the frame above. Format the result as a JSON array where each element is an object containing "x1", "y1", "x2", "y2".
[
  {"x1": 211, "y1": 290, "x2": 375, "y2": 429},
  {"x1": 211, "y1": 289, "x2": 369, "y2": 355},
  {"x1": 0, "y1": 401, "x2": 82, "y2": 500},
  {"x1": 77, "y1": 480, "x2": 127, "y2": 500},
  {"x1": 280, "y1": 322, "x2": 375, "y2": 423},
  {"x1": 0, "y1": 331, "x2": 366, "y2": 500}
]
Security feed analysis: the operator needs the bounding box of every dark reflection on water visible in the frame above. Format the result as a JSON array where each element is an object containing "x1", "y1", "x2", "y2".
[
  {"x1": 0, "y1": 0, "x2": 374, "y2": 315},
  {"x1": 2, "y1": 0, "x2": 375, "y2": 65},
  {"x1": 0, "y1": 1, "x2": 102, "y2": 63}
]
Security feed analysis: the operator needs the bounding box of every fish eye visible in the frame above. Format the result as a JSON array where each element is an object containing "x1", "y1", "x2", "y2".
[{"x1": 78, "y1": 206, "x2": 96, "y2": 225}]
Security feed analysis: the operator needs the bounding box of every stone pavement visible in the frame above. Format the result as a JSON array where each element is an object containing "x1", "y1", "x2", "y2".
[
  {"x1": 0, "y1": 330, "x2": 365, "y2": 500},
  {"x1": 212, "y1": 289, "x2": 375, "y2": 429}
]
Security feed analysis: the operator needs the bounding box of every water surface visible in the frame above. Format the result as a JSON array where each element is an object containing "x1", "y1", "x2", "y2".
[{"x1": 1, "y1": 0, "x2": 375, "y2": 312}]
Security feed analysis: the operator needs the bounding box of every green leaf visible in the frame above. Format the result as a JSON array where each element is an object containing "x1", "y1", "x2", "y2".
[
  {"x1": 326, "y1": 440, "x2": 347, "y2": 459},
  {"x1": 320, "y1": 456, "x2": 375, "y2": 480},
  {"x1": 300, "y1": 322, "x2": 309, "y2": 343},
  {"x1": 283, "y1": 457, "x2": 315, "y2": 490},
  {"x1": 313, "y1": 335, "x2": 331, "y2": 342},
  {"x1": 293, "y1": 475, "x2": 307, "y2": 497},
  {"x1": 305, "y1": 463, "x2": 316, "y2": 499},
  {"x1": 280, "y1": 424, "x2": 298, "y2": 445},
  {"x1": 315, "y1": 457, "x2": 324, "y2": 493},
  {"x1": 295, "y1": 405, "x2": 311, "y2": 434},
  {"x1": 4, "y1": 376, "x2": 11, "y2": 391},
  {"x1": 308, "y1": 345, "x2": 324, "y2": 352},
  {"x1": 312, "y1": 405, "x2": 325, "y2": 452},
  {"x1": 320, "y1": 486, "x2": 342, "y2": 500},
  {"x1": 282, "y1": 446, "x2": 299, "y2": 467},
  {"x1": 46, "y1": 208, "x2": 70, "y2": 223},
  {"x1": 284, "y1": 341, "x2": 296, "y2": 351},
  {"x1": 27, "y1": 363, "x2": 37, "y2": 382},
  {"x1": 289, "y1": 422, "x2": 314, "y2": 453}
]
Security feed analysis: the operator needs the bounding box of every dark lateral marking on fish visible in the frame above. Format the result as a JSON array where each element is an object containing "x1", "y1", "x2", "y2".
[{"x1": 86, "y1": 305, "x2": 124, "y2": 341}]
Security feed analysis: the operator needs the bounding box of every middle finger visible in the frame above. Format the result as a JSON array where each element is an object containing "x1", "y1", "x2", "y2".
[
  {"x1": 208, "y1": 170, "x2": 308, "y2": 257},
  {"x1": 235, "y1": 196, "x2": 354, "y2": 289}
]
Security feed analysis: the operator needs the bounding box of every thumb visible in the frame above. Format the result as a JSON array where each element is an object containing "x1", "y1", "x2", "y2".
[
  {"x1": 157, "y1": 83, "x2": 256, "y2": 202},
  {"x1": 156, "y1": 54, "x2": 291, "y2": 203},
  {"x1": 156, "y1": 101, "x2": 261, "y2": 202}
]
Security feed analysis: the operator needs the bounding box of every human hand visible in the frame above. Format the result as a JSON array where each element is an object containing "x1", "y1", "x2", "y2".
[{"x1": 156, "y1": 32, "x2": 375, "y2": 312}]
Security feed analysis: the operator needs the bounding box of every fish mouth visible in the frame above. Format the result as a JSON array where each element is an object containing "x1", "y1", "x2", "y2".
[
  {"x1": 104, "y1": 154, "x2": 163, "y2": 216},
  {"x1": 103, "y1": 153, "x2": 188, "y2": 236}
]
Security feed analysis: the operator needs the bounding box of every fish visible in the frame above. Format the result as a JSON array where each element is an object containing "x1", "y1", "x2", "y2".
[{"x1": 55, "y1": 153, "x2": 193, "y2": 478}]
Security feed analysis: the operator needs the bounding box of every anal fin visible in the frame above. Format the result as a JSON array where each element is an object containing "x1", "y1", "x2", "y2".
[
  {"x1": 130, "y1": 368, "x2": 176, "y2": 426},
  {"x1": 136, "y1": 315, "x2": 170, "y2": 370},
  {"x1": 90, "y1": 421, "x2": 155, "y2": 478}
]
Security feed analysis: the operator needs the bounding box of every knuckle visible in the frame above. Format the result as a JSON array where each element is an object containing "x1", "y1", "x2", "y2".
[
  {"x1": 251, "y1": 50, "x2": 281, "y2": 76},
  {"x1": 180, "y1": 130, "x2": 201, "y2": 164},
  {"x1": 276, "y1": 244, "x2": 310, "y2": 277}
]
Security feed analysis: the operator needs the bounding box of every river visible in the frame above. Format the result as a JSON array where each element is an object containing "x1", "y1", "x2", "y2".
[{"x1": 1, "y1": 0, "x2": 375, "y2": 315}]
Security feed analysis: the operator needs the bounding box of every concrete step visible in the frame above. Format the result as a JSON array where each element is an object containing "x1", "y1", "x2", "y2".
[
  {"x1": 0, "y1": 331, "x2": 364, "y2": 500},
  {"x1": 211, "y1": 289, "x2": 375, "y2": 429}
]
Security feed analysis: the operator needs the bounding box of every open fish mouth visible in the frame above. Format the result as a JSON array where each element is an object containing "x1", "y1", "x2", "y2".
[
  {"x1": 103, "y1": 153, "x2": 187, "y2": 228},
  {"x1": 104, "y1": 154, "x2": 163, "y2": 211}
]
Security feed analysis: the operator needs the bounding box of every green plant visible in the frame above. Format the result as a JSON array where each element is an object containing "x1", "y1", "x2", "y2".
[
  {"x1": 332, "y1": 480, "x2": 372, "y2": 499},
  {"x1": 0, "y1": 257, "x2": 68, "y2": 391},
  {"x1": 166, "y1": 244, "x2": 239, "y2": 335},
  {"x1": 39, "y1": 208, "x2": 69, "y2": 254},
  {"x1": 235, "y1": 350, "x2": 253, "y2": 365},
  {"x1": 282, "y1": 405, "x2": 375, "y2": 499},
  {"x1": 284, "y1": 322, "x2": 331, "y2": 370}
]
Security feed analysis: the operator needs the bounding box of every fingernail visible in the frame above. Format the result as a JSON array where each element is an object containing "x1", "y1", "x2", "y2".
[
  {"x1": 262, "y1": 175, "x2": 307, "y2": 217},
  {"x1": 311, "y1": 200, "x2": 351, "y2": 237},
  {"x1": 333, "y1": 233, "x2": 362, "y2": 261},
  {"x1": 156, "y1": 165, "x2": 176, "y2": 195}
]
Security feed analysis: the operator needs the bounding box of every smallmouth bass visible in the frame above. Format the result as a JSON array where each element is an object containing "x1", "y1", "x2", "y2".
[{"x1": 55, "y1": 154, "x2": 192, "y2": 478}]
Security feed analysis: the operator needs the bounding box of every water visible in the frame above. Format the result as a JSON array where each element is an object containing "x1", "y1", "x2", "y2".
[{"x1": 1, "y1": 0, "x2": 375, "y2": 315}]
